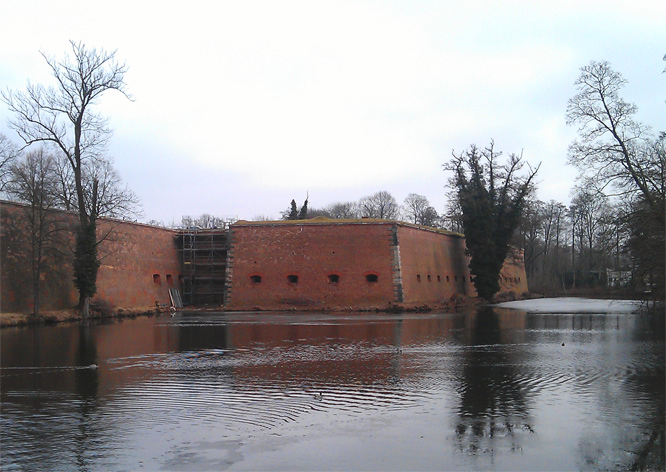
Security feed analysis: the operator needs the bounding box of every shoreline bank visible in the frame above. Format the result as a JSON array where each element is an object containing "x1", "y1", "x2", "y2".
[{"x1": 1, "y1": 296, "x2": 486, "y2": 328}]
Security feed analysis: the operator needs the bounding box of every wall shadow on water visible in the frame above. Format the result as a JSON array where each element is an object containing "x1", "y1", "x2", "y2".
[{"x1": 454, "y1": 305, "x2": 533, "y2": 458}]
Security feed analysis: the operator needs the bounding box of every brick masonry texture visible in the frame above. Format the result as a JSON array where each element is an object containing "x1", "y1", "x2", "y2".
[
  {"x1": 1, "y1": 201, "x2": 181, "y2": 312},
  {"x1": 397, "y1": 225, "x2": 474, "y2": 302},
  {"x1": 225, "y1": 219, "x2": 529, "y2": 310},
  {"x1": 226, "y1": 221, "x2": 397, "y2": 309}
]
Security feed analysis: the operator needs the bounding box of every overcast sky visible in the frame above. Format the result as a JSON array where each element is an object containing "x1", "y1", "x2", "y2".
[{"x1": 1, "y1": 0, "x2": 664, "y2": 224}]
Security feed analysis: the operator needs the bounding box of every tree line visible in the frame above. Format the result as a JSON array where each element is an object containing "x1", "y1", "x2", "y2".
[
  {"x1": 498, "y1": 61, "x2": 664, "y2": 300},
  {"x1": 276, "y1": 190, "x2": 441, "y2": 226}
]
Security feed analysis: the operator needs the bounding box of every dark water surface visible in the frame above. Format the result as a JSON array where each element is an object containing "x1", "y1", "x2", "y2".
[{"x1": 1, "y1": 299, "x2": 664, "y2": 471}]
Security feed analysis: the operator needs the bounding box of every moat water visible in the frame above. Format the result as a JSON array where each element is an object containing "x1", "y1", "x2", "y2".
[{"x1": 1, "y1": 298, "x2": 664, "y2": 471}]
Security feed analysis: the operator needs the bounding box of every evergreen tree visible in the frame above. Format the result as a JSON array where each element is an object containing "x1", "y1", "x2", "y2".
[
  {"x1": 298, "y1": 197, "x2": 308, "y2": 219},
  {"x1": 288, "y1": 199, "x2": 299, "y2": 220},
  {"x1": 445, "y1": 141, "x2": 539, "y2": 300}
]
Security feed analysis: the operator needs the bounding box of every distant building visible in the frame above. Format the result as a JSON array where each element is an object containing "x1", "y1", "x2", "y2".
[{"x1": 606, "y1": 268, "x2": 632, "y2": 287}]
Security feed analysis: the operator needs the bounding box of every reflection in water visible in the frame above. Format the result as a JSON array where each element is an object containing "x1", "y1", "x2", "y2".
[
  {"x1": 1, "y1": 302, "x2": 664, "y2": 471},
  {"x1": 575, "y1": 311, "x2": 665, "y2": 471},
  {"x1": 454, "y1": 307, "x2": 533, "y2": 459},
  {"x1": 74, "y1": 325, "x2": 99, "y2": 471}
]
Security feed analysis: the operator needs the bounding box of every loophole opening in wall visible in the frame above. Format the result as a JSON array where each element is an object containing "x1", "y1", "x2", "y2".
[
  {"x1": 365, "y1": 274, "x2": 378, "y2": 283},
  {"x1": 166, "y1": 274, "x2": 173, "y2": 287},
  {"x1": 250, "y1": 275, "x2": 262, "y2": 284},
  {"x1": 328, "y1": 274, "x2": 340, "y2": 284},
  {"x1": 153, "y1": 274, "x2": 161, "y2": 285},
  {"x1": 287, "y1": 274, "x2": 299, "y2": 284}
]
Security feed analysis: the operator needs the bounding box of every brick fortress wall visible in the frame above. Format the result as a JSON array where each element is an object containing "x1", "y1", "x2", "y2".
[
  {"x1": 225, "y1": 220, "x2": 398, "y2": 310},
  {"x1": 397, "y1": 225, "x2": 474, "y2": 302},
  {"x1": 0, "y1": 201, "x2": 181, "y2": 312},
  {"x1": 225, "y1": 219, "x2": 529, "y2": 310},
  {"x1": 1, "y1": 200, "x2": 529, "y2": 314}
]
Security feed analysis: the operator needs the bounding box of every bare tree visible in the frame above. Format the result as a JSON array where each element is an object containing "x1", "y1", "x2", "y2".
[
  {"x1": 419, "y1": 206, "x2": 440, "y2": 227},
  {"x1": 403, "y1": 193, "x2": 440, "y2": 226},
  {"x1": 567, "y1": 61, "x2": 664, "y2": 297},
  {"x1": 566, "y1": 60, "x2": 663, "y2": 224},
  {"x1": 442, "y1": 197, "x2": 465, "y2": 233},
  {"x1": 403, "y1": 193, "x2": 429, "y2": 224},
  {"x1": 0, "y1": 134, "x2": 21, "y2": 193},
  {"x1": 3, "y1": 41, "x2": 133, "y2": 316},
  {"x1": 326, "y1": 201, "x2": 359, "y2": 219},
  {"x1": 359, "y1": 191, "x2": 399, "y2": 219},
  {"x1": 179, "y1": 214, "x2": 230, "y2": 229},
  {"x1": 252, "y1": 215, "x2": 275, "y2": 222},
  {"x1": 5, "y1": 148, "x2": 67, "y2": 314},
  {"x1": 51, "y1": 152, "x2": 76, "y2": 211},
  {"x1": 82, "y1": 157, "x2": 140, "y2": 221}
]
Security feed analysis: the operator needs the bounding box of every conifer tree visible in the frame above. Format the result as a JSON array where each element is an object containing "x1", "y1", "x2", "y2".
[
  {"x1": 298, "y1": 197, "x2": 308, "y2": 219},
  {"x1": 288, "y1": 199, "x2": 299, "y2": 220}
]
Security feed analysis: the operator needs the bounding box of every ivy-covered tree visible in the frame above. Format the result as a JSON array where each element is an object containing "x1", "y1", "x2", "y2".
[
  {"x1": 73, "y1": 220, "x2": 100, "y2": 305},
  {"x1": 3, "y1": 41, "x2": 133, "y2": 316},
  {"x1": 445, "y1": 141, "x2": 539, "y2": 300}
]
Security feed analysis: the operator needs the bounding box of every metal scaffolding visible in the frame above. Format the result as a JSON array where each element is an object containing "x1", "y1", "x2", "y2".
[{"x1": 177, "y1": 227, "x2": 229, "y2": 306}]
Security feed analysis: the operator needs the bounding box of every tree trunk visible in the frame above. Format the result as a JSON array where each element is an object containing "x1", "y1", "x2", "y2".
[
  {"x1": 81, "y1": 295, "x2": 90, "y2": 319},
  {"x1": 32, "y1": 263, "x2": 40, "y2": 316}
]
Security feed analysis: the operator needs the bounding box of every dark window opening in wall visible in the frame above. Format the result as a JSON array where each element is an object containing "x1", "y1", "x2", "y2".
[
  {"x1": 287, "y1": 274, "x2": 299, "y2": 284},
  {"x1": 417, "y1": 274, "x2": 421, "y2": 282},
  {"x1": 366, "y1": 274, "x2": 378, "y2": 283},
  {"x1": 166, "y1": 274, "x2": 173, "y2": 287},
  {"x1": 446, "y1": 275, "x2": 450, "y2": 282},
  {"x1": 518, "y1": 277, "x2": 521, "y2": 282},
  {"x1": 153, "y1": 274, "x2": 161, "y2": 285},
  {"x1": 427, "y1": 275, "x2": 431, "y2": 282},
  {"x1": 437, "y1": 275, "x2": 441, "y2": 282},
  {"x1": 328, "y1": 274, "x2": 340, "y2": 284},
  {"x1": 250, "y1": 275, "x2": 262, "y2": 284}
]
